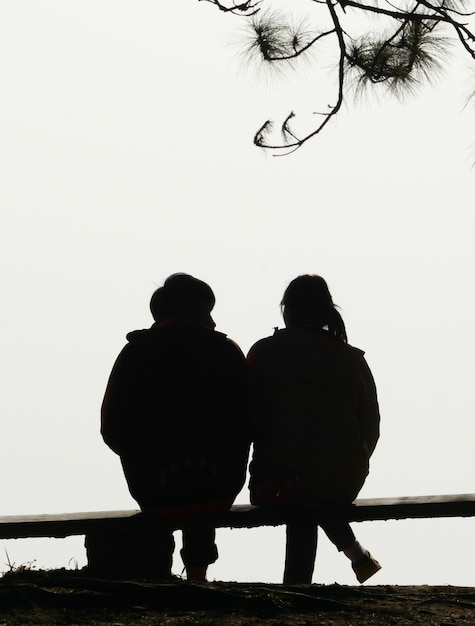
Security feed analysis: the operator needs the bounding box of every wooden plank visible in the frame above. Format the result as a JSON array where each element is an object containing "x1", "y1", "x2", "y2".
[
  {"x1": 0, "y1": 510, "x2": 143, "y2": 539},
  {"x1": 349, "y1": 493, "x2": 475, "y2": 522},
  {"x1": 197, "y1": 494, "x2": 475, "y2": 528},
  {"x1": 1, "y1": 494, "x2": 475, "y2": 539},
  {"x1": 0, "y1": 510, "x2": 140, "y2": 525}
]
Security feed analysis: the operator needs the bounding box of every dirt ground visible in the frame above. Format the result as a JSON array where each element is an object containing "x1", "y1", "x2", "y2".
[{"x1": 1, "y1": 569, "x2": 475, "y2": 625}]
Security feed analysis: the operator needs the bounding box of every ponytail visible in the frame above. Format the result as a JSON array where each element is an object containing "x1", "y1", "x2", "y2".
[{"x1": 326, "y1": 306, "x2": 347, "y2": 343}]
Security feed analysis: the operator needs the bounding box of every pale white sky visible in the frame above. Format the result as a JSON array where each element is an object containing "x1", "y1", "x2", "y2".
[{"x1": 1, "y1": 0, "x2": 475, "y2": 585}]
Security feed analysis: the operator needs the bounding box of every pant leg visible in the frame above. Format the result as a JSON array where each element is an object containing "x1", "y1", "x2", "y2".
[
  {"x1": 180, "y1": 526, "x2": 219, "y2": 568},
  {"x1": 283, "y1": 520, "x2": 318, "y2": 584},
  {"x1": 320, "y1": 521, "x2": 356, "y2": 551},
  {"x1": 142, "y1": 499, "x2": 232, "y2": 570}
]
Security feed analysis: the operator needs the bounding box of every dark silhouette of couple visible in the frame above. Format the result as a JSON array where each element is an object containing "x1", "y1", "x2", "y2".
[{"x1": 100, "y1": 273, "x2": 381, "y2": 584}]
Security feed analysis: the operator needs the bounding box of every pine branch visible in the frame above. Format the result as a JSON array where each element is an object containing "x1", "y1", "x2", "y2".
[
  {"x1": 199, "y1": 0, "x2": 260, "y2": 16},
  {"x1": 201, "y1": 0, "x2": 475, "y2": 152},
  {"x1": 254, "y1": 0, "x2": 347, "y2": 153}
]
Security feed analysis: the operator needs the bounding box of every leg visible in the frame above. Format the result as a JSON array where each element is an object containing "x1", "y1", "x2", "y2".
[
  {"x1": 320, "y1": 521, "x2": 355, "y2": 552},
  {"x1": 283, "y1": 519, "x2": 318, "y2": 585},
  {"x1": 321, "y1": 521, "x2": 381, "y2": 583},
  {"x1": 181, "y1": 526, "x2": 218, "y2": 582}
]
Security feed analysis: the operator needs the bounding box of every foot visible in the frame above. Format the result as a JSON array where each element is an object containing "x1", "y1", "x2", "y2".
[
  {"x1": 185, "y1": 565, "x2": 207, "y2": 582},
  {"x1": 352, "y1": 552, "x2": 382, "y2": 583}
]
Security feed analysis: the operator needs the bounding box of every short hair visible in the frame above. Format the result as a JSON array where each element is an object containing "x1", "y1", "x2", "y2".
[{"x1": 150, "y1": 273, "x2": 215, "y2": 321}]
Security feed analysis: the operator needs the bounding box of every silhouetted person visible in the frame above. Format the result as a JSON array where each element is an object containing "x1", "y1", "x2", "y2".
[
  {"x1": 248, "y1": 275, "x2": 381, "y2": 584},
  {"x1": 101, "y1": 273, "x2": 251, "y2": 581}
]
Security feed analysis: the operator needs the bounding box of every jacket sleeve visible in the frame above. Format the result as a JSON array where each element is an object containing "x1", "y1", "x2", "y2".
[
  {"x1": 356, "y1": 357, "x2": 380, "y2": 457},
  {"x1": 101, "y1": 344, "x2": 136, "y2": 455},
  {"x1": 222, "y1": 339, "x2": 252, "y2": 435},
  {"x1": 246, "y1": 339, "x2": 270, "y2": 439},
  {"x1": 216, "y1": 338, "x2": 252, "y2": 483}
]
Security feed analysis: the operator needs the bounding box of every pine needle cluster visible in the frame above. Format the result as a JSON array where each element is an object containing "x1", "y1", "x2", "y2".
[{"x1": 204, "y1": 0, "x2": 475, "y2": 151}]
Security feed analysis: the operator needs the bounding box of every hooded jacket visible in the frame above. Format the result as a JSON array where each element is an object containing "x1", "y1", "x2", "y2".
[
  {"x1": 101, "y1": 323, "x2": 251, "y2": 508},
  {"x1": 248, "y1": 327, "x2": 380, "y2": 505}
]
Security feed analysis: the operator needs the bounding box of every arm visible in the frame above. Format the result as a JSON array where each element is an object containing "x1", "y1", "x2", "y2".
[
  {"x1": 221, "y1": 338, "x2": 252, "y2": 445},
  {"x1": 101, "y1": 344, "x2": 137, "y2": 455},
  {"x1": 356, "y1": 358, "x2": 380, "y2": 457},
  {"x1": 213, "y1": 338, "x2": 252, "y2": 493}
]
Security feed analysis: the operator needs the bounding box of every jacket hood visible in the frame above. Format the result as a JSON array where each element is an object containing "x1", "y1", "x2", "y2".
[
  {"x1": 126, "y1": 328, "x2": 149, "y2": 342},
  {"x1": 270, "y1": 327, "x2": 364, "y2": 384},
  {"x1": 125, "y1": 323, "x2": 226, "y2": 344}
]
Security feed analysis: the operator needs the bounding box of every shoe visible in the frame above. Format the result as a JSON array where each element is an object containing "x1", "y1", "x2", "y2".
[{"x1": 352, "y1": 552, "x2": 382, "y2": 583}]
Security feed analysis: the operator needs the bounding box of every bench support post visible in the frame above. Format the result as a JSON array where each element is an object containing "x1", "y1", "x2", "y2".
[{"x1": 85, "y1": 529, "x2": 174, "y2": 579}]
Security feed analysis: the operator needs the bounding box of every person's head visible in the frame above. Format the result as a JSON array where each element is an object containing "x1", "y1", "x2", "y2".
[
  {"x1": 150, "y1": 273, "x2": 216, "y2": 329},
  {"x1": 281, "y1": 274, "x2": 347, "y2": 342}
]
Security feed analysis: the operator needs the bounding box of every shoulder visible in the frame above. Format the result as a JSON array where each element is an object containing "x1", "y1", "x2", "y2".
[
  {"x1": 218, "y1": 334, "x2": 247, "y2": 361},
  {"x1": 247, "y1": 332, "x2": 280, "y2": 364},
  {"x1": 223, "y1": 335, "x2": 245, "y2": 353},
  {"x1": 191, "y1": 328, "x2": 247, "y2": 361},
  {"x1": 354, "y1": 354, "x2": 377, "y2": 385}
]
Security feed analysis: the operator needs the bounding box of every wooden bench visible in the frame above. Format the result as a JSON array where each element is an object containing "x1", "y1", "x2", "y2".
[
  {"x1": 2, "y1": 493, "x2": 475, "y2": 540},
  {"x1": 3, "y1": 494, "x2": 475, "y2": 578}
]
